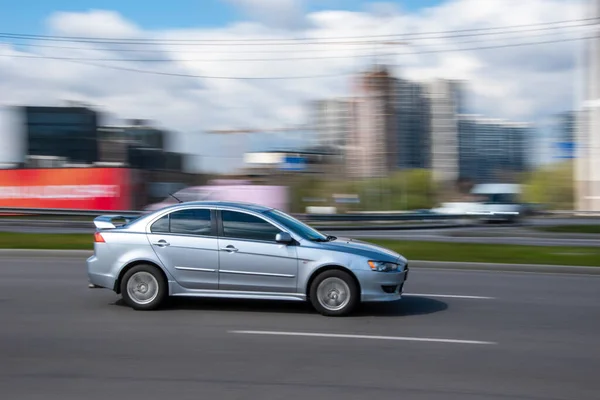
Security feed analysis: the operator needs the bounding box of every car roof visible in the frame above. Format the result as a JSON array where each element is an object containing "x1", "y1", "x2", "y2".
[{"x1": 162, "y1": 200, "x2": 273, "y2": 213}]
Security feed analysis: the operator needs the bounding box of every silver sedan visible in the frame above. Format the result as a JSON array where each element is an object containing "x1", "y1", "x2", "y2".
[{"x1": 87, "y1": 201, "x2": 409, "y2": 316}]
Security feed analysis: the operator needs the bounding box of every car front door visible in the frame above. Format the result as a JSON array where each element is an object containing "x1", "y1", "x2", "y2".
[
  {"x1": 217, "y1": 209, "x2": 298, "y2": 294},
  {"x1": 147, "y1": 208, "x2": 219, "y2": 290}
]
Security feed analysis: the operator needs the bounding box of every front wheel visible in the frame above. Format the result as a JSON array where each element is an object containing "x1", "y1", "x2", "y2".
[
  {"x1": 309, "y1": 270, "x2": 359, "y2": 316},
  {"x1": 121, "y1": 265, "x2": 167, "y2": 311}
]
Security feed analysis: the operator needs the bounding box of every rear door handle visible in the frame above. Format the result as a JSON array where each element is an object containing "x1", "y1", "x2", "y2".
[
  {"x1": 220, "y1": 245, "x2": 238, "y2": 253},
  {"x1": 154, "y1": 239, "x2": 170, "y2": 247}
]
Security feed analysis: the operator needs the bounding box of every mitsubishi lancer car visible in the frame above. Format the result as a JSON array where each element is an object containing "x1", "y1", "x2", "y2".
[{"x1": 87, "y1": 201, "x2": 409, "y2": 316}]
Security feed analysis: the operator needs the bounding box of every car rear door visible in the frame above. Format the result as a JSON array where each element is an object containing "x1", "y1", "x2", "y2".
[
  {"x1": 147, "y1": 208, "x2": 219, "y2": 290},
  {"x1": 217, "y1": 209, "x2": 299, "y2": 294}
]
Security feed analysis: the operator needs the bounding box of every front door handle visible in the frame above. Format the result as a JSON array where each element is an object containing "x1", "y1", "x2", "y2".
[
  {"x1": 220, "y1": 245, "x2": 238, "y2": 253},
  {"x1": 154, "y1": 239, "x2": 170, "y2": 247}
]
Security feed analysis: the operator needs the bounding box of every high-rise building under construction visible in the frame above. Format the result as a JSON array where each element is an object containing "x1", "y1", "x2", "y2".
[{"x1": 346, "y1": 66, "x2": 398, "y2": 178}]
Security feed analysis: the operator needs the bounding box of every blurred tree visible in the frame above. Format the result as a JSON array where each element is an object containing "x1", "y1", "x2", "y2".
[
  {"x1": 288, "y1": 175, "x2": 326, "y2": 213},
  {"x1": 377, "y1": 169, "x2": 436, "y2": 211},
  {"x1": 287, "y1": 169, "x2": 438, "y2": 213},
  {"x1": 522, "y1": 161, "x2": 574, "y2": 210}
]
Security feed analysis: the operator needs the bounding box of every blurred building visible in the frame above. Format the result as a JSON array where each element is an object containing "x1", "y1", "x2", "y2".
[
  {"x1": 98, "y1": 126, "x2": 130, "y2": 163},
  {"x1": 330, "y1": 71, "x2": 460, "y2": 181},
  {"x1": 394, "y1": 78, "x2": 431, "y2": 169},
  {"x1": 5, "y1": 105, "x2": 193, "y2": 210},
  {"x1": 553, "y1": 112, "x2": 576, "y2": 156},
  {"x1": 548, "y1": 112, "x2": 576, "y2": 164},
  {"x1": 0, "y1": 106, "x2": 25, "y2": 164},
  {"x1": 98, "y1": 120, "x2": 188, "y2": 207},
  {"x1": 529, "y1": 111, "x2": 577, "y2": 168},
  {"x1": 25, "y1": 155, "x2": 68, "y2": 168},
  {"x1": 346, "y1": 66, "x2": 397, "y2": 178},
  {"x1": 427, "y1": 79, "x2": 463, "y2": 186},
  {"x1": 19, "y1": 107, "x2": 185, "y2": 172},
  {"x1": 99, "y1": 120, "x2": 184, "y2": 172},
  {"x1": 576, "y1": 0, "x2": 600, "y2": 212},
  {"x1": 458, "y1": 115, "x2": 530, "y2": 183},
  {"x1": 22, "y1": 106, "x2": 99, "y2": 165},
  {"x1": 243, "y1": 148, "x2": 338, "y2": 175},
  {"x1": 311, "y1": 99, "x2": 353, "y2": 156},
  {"x1": 535, "y1": 111, "x2": 577, "y2": 167},
  {"x1": 0, "y1": 163, "x2": 19, "y2": 169}
]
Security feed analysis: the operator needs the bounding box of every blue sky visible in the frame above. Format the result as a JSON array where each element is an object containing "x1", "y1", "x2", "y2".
[{"x1": 0, "y1": 0, "x2": 443, "y2": 33}]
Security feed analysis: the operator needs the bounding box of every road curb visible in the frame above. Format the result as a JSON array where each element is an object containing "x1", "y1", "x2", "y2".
[{"x1": 1, "y1": 249, "x2": 598, "y2": 275}]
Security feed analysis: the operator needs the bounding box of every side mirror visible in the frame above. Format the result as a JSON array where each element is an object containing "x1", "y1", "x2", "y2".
[{"x1": 276, "y1": 232, "x2": 293, "y2": 244}]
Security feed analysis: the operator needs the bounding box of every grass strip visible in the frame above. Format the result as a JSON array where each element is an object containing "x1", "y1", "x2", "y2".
[{"x1": 0, "y1": 233, "x2": 94, "y2": 250}]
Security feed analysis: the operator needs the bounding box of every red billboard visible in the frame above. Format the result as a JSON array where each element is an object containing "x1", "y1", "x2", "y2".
[{"x1": 0, "y1": 168, "x2": 132, "y2": 211}]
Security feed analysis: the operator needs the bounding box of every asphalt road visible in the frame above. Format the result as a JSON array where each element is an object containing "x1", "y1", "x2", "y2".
[{"x1": 0, "y1": 256, "x2": 598, "y2": 399}]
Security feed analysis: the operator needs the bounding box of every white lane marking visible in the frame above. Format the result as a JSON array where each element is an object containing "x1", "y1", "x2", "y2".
[
  {"x1": 230, "y1": 330, "x2": 497, "y2": 345},
  {"x1": 404, "y1": 293, "x2": 495, "y2": 300}
]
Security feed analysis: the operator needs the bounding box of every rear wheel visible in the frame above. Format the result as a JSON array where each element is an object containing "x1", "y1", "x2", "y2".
[
  {"x1": 121, "y1": 265, "x2": 167, "y2": 311},
  {"x1": 309, "y1": 270, "x2": 359, "y2": 316}
]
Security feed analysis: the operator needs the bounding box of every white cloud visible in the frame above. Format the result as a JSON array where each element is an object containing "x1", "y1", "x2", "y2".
[
  {"x1": 47, "y1": 9, "x2": 141, "y2": 37},
  {"x1": 0, "y1": 0, "x2": 587, "y2": 172}
]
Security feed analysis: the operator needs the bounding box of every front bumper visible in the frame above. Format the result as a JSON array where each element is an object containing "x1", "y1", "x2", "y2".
[{"x1": 358, "y1": 265, "x2": 409, "y2": 302}]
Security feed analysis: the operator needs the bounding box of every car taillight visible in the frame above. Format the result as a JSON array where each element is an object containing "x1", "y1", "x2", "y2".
[{"x1": 94, "y1": 232, "x2": 105, "y2": 243}]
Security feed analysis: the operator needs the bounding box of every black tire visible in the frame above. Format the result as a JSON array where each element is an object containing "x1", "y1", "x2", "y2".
[
  {"x1": 309, "y1": 269, "x2": 359, "y2": 317},
  {"x1": 120, "y1": 264, "x2": 167, "y2": 311}
]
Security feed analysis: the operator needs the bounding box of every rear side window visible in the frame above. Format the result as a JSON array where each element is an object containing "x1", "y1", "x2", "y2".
[
  {"x1": 150, "y1": 209, "x2": 213, "y2": 236},
  {"x1": 221, "y1": 210, "x2": 281, "y2": 242},
  {"x1": 150, "y1": 215, "x2": 169, "y2": 233},
  {"x1": 170, "y1": 209, "x2": 212, "y2": 236}
]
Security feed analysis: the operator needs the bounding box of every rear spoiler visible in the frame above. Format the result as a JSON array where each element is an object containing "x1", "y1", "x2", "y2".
[{"x1": 93, "y1": 215, "x2": 137, "y2": 230}]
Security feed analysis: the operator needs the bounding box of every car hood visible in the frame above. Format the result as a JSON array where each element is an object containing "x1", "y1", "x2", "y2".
[{"x1": 316, "y1": 237, "x2": 406, "y2": 264}]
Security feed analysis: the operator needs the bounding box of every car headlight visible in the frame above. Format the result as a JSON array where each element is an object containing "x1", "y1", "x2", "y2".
[{"x1": 368, "y1": 260, "x2": 401, "y2": 272}]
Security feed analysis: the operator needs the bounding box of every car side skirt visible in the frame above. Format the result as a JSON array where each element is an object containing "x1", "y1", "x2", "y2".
[{"x1": 170, "y1": 287, "x2": 307, "y2": 302}]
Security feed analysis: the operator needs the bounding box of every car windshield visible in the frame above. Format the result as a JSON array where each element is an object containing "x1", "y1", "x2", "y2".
[{"x1": 264, "y1": 209, "x2": 329, "y2": 242}]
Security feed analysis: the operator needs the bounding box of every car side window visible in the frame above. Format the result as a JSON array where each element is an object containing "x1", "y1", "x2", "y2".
[
  {"x1": 170, "y1": 209, "x2": 213, "y2": 236},
  {"x1": 221, "y1": 210, "x2": 281, "y2": 242},
  {"x1": 150, "y1": 215, "x2": 170, "y2": 233}
]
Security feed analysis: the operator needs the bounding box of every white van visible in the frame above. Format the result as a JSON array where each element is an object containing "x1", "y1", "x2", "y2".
[{"x1": 470, "y1": 184, "x2": 524, "y2": 223}]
